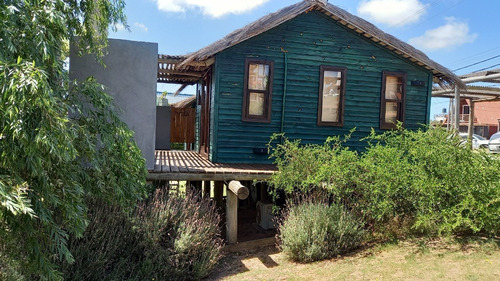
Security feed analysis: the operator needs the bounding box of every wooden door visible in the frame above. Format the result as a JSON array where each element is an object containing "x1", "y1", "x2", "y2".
[{"x1": 199, "y1": 70, "x2": 212, "y2": 158}]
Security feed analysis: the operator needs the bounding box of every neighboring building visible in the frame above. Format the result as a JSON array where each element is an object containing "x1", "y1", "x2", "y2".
[
  {"x1": 458, "y1": 99, "x2": 500, "y2": 138},
  {"x1": 161, "y1": 0, "x2": 461, "y2": 164}
]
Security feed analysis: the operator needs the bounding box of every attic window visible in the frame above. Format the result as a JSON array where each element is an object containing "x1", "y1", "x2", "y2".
[
  {"x1": 380, "y1": 71, "x2": 406, "y2": 129},
  {"x1": 243, "y1": 59, "x2": 274, "y2": 122},
  {"x1": 317, "y1": 66, "x2": 346, "y2": 126}
]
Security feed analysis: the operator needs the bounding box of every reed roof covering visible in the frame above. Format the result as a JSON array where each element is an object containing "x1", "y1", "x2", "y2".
[
  {"x1": 178, "y1": 0, "x2": 462, "y2": 88},
  {"x1": 171, "y1": 95, "x2": 196, "y2": 108}
]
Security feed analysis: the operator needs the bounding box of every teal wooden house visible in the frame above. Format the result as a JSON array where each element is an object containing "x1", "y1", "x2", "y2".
[{"x1": 159, "y1": 0, "x2": 461, "y2": 164}]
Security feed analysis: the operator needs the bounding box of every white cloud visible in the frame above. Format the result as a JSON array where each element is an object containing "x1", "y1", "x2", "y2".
[
  {"x1": 357, "y1": 0, "x2": 428, "y2": 27},
  {"x1": 155, "y1": 0, "x2": 269, "y2": 18},
  {"x1": 409, "y1": 17, "x2": 478, "y2": 51},
  {"x1": 134, "y1": 22, "x2": 148, "y2": 32}
]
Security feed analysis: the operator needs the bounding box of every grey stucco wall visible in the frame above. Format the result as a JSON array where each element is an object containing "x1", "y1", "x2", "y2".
[
  {"x1": 69, "y1": 38, "x2": 158, "y2": 170},
  {"x1": 155, "y1": 106, "x2": 171, "y2": 150}
]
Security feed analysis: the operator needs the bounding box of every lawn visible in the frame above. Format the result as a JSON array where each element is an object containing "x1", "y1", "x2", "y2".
[{"x1": 206, "y1": 237, "x2": 500, "y2": 280}]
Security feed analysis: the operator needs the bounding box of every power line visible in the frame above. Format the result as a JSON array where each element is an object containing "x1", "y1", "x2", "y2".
[
  {"x1": 453, "y1": 54, "x2": 500, "y2": 72},
  {"x1": 473, "y1": 62, "x2": 500, "y2": 73},
  {"x1": 447, "y1": 46, "x2": 500, "y2": 67}
]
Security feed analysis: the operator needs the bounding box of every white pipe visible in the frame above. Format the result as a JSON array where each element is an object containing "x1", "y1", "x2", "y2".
[{"x1": 462, "y1": 73, "x2": 500, "y2": 84}]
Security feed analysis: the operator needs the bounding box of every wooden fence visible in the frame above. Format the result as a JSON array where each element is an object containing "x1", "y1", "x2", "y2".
[{"x1": 170, "y1": 107, "x2": 195, "y2": 144}]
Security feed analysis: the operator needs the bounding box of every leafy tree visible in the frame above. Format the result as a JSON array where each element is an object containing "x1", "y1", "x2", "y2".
[{"x1": 0, "y1": 1, "x2": 147, "y2": 280}]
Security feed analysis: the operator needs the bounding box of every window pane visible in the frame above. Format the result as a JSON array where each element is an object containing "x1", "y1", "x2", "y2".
[
  {"x1": 385, "y1": 75, "x2": 403, "y2": 100},
  {"x1": 321, "y1": 70, "x2": 342, "y2": 122},
  {"x1": 248, "y1": 64, "x2": 269, "y2": 90},
  {"x1": 385, "y1": 102, "x2": 399, "y2": 123},
  {"x1": 463, "y1": 105, "x2": 470, "y2": 114},
  {"x1": 249, "y1": 92, "x2": 265, "y2": 116}
]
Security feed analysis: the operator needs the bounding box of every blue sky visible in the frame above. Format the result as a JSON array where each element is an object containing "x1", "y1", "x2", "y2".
[{"x1": 110, "y1": 0, "x2": 500, "y2": 119}]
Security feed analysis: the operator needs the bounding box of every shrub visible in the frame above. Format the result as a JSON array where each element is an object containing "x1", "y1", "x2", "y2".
[
  {"x1": 268, "y1": 132, "x2": 361, "y2": 207},
  {"x1": 55, "y1": 190, "x2": 224, "y2": 281},
  {"x1": 278, "y1": 197, "x2": 365, "y2": 263},
  {"x1": 136, "y1": 189, "x2": 223, "y2": 280},
  {"x1": 359, "y1": 127, "x2": 500, "y2": 235},
  {"x1": 269, "y1": 127, "x2": 500, "y2": 237},
  {"x1": 58, "y1": 198, "x2": 146, "y2": 281}
]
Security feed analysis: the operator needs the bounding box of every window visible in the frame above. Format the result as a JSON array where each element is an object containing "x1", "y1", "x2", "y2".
[
  {"x1": 243, "y1": 59, "x2": 274, "y2": 122},
  {"x1": 380, "y1": 71, "x2": 406, "y2": 129},
  {"x1": 462, "y1": 105, "x2": 470, "y2": 114},
  {"x1": 318, "y1": 66, "x2": 346, "y2": 126}
]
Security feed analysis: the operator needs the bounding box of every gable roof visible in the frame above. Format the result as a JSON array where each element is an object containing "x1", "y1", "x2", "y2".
[{"x1": 179, "y1": 0, "x2": 462, "y2": 87}]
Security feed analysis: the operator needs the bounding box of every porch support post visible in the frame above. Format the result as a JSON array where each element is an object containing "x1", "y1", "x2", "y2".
[
  {"x1": 214, "y1": 181, "x2": 224, "y2": 209},
  {"x1": 203, "y1": 181, "x2": 211, "y2": 198},
  {"x1": 468, "y1": 99, "x2": 475, "y2": 149},
  {"x1": 226, "y1": 180, "x2": 249, "y2": 244},
  {"x1": 190, "y1": 181, "x2": 202, "y2": 194}
]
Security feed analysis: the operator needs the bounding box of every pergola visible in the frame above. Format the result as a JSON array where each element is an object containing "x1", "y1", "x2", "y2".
[
  {"x1": 157, "y1": 54, "x2": 214, "y2": 95},
  {"x1": 432, "y1": 68, "x2": 500, "y2": 143}
]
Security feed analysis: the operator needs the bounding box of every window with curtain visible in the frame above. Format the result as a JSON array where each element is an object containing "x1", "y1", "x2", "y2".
[
  {"x1": 318, "y1": 66, "x2": 346, "y2": 126},
  {"x1": 380, "y1": 71, "x2": 406, "y2": 129},
  {"x1": 243, "y1": 59, "x2": 274, "y2": 122}
]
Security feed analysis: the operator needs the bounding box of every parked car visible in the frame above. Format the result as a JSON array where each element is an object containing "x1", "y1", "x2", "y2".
[
  {"x1": 489, "y1": 132, "x2": 500, "y2": 153},
  {"x1": 459, "y1": 133, "x2": 489, "y2": 149}
]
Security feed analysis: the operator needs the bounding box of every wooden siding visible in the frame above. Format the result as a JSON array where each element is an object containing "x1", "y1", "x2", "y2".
[
  {"x1": 170, "y1": 107, "x2": 195, "y2": 143},
  {"x1": 212, "y1": 11, "x2": 432, "y2": 164}
]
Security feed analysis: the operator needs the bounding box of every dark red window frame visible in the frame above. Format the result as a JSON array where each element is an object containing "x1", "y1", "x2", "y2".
[
  {"x1": 380, "y1": 71, "x2": 406, "y2": 129},
  {"x1": 317, "y1": 66, "x2": 347, "y2": 126},
  {"x1": 242, "y1": 58, "x2": 274, "y2": 123}
]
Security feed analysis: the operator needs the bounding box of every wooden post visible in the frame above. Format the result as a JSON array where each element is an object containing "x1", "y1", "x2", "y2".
[
  {"x1": 468, "y1": 100, "x2": 475, "y2": 149},
  {"x1": 226, "y1": 180, "x2": 249, "y2": 244},
  {"x1": 214, "y1": 181, "x2": 224, "y2": 209},
  {"x1": 190, "y1": 181, "x2": 202, "y2": 194},
  {"x1": 454, "y1": 86, "x2": 460, "y2": 131},
  {"x1": 203, "y1": 181, "x2": 211, "y2": 198}
]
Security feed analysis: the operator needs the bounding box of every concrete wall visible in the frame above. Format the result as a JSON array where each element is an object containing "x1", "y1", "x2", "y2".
[
  {"x1": 69, "y1": 39, "x2": 158, "y2": 170},
  {"x1": 156, "y1": 106, "x2": 171, "y2": 150}
]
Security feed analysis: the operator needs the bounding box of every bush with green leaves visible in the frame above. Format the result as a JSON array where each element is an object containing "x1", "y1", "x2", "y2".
[
  {"x1": 268, "y1": 132, "x2": 360, "y2": 206},
  {"x1": 358, "y1": 127, "x2": 500, "y2": 235},
  {"x1": 269, "y1": 127, "x2": 500, "y2": 237},
  {"x1": 278, "y1": 196, "x2": 365, "y2": 263},
  {"x1": 0, "y1": 1, "x2": 147, "y2": 279},
  {"x1": 136, "y1": 189, "x2": 224, "y2": 281}
]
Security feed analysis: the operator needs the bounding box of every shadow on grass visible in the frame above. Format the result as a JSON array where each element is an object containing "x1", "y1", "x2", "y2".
[
  {"x1": 204, "y1": 241, "x2": 382, "y2": 280},
  {"x1": 453, "y1": 235, "x2": 500, "y2": 253},
  {"x1": 203, "y1": 246, "x2": 280, "y2": 280}
]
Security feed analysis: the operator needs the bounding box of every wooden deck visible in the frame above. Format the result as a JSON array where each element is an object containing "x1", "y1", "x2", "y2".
[{"x1": 147, "y1": 150, "x2": 277, "y2": 181}]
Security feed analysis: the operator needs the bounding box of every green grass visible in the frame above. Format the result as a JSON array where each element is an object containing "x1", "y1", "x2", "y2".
[{"x1": 207, "y1": 237, "x2": 500, "y2": 281}]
